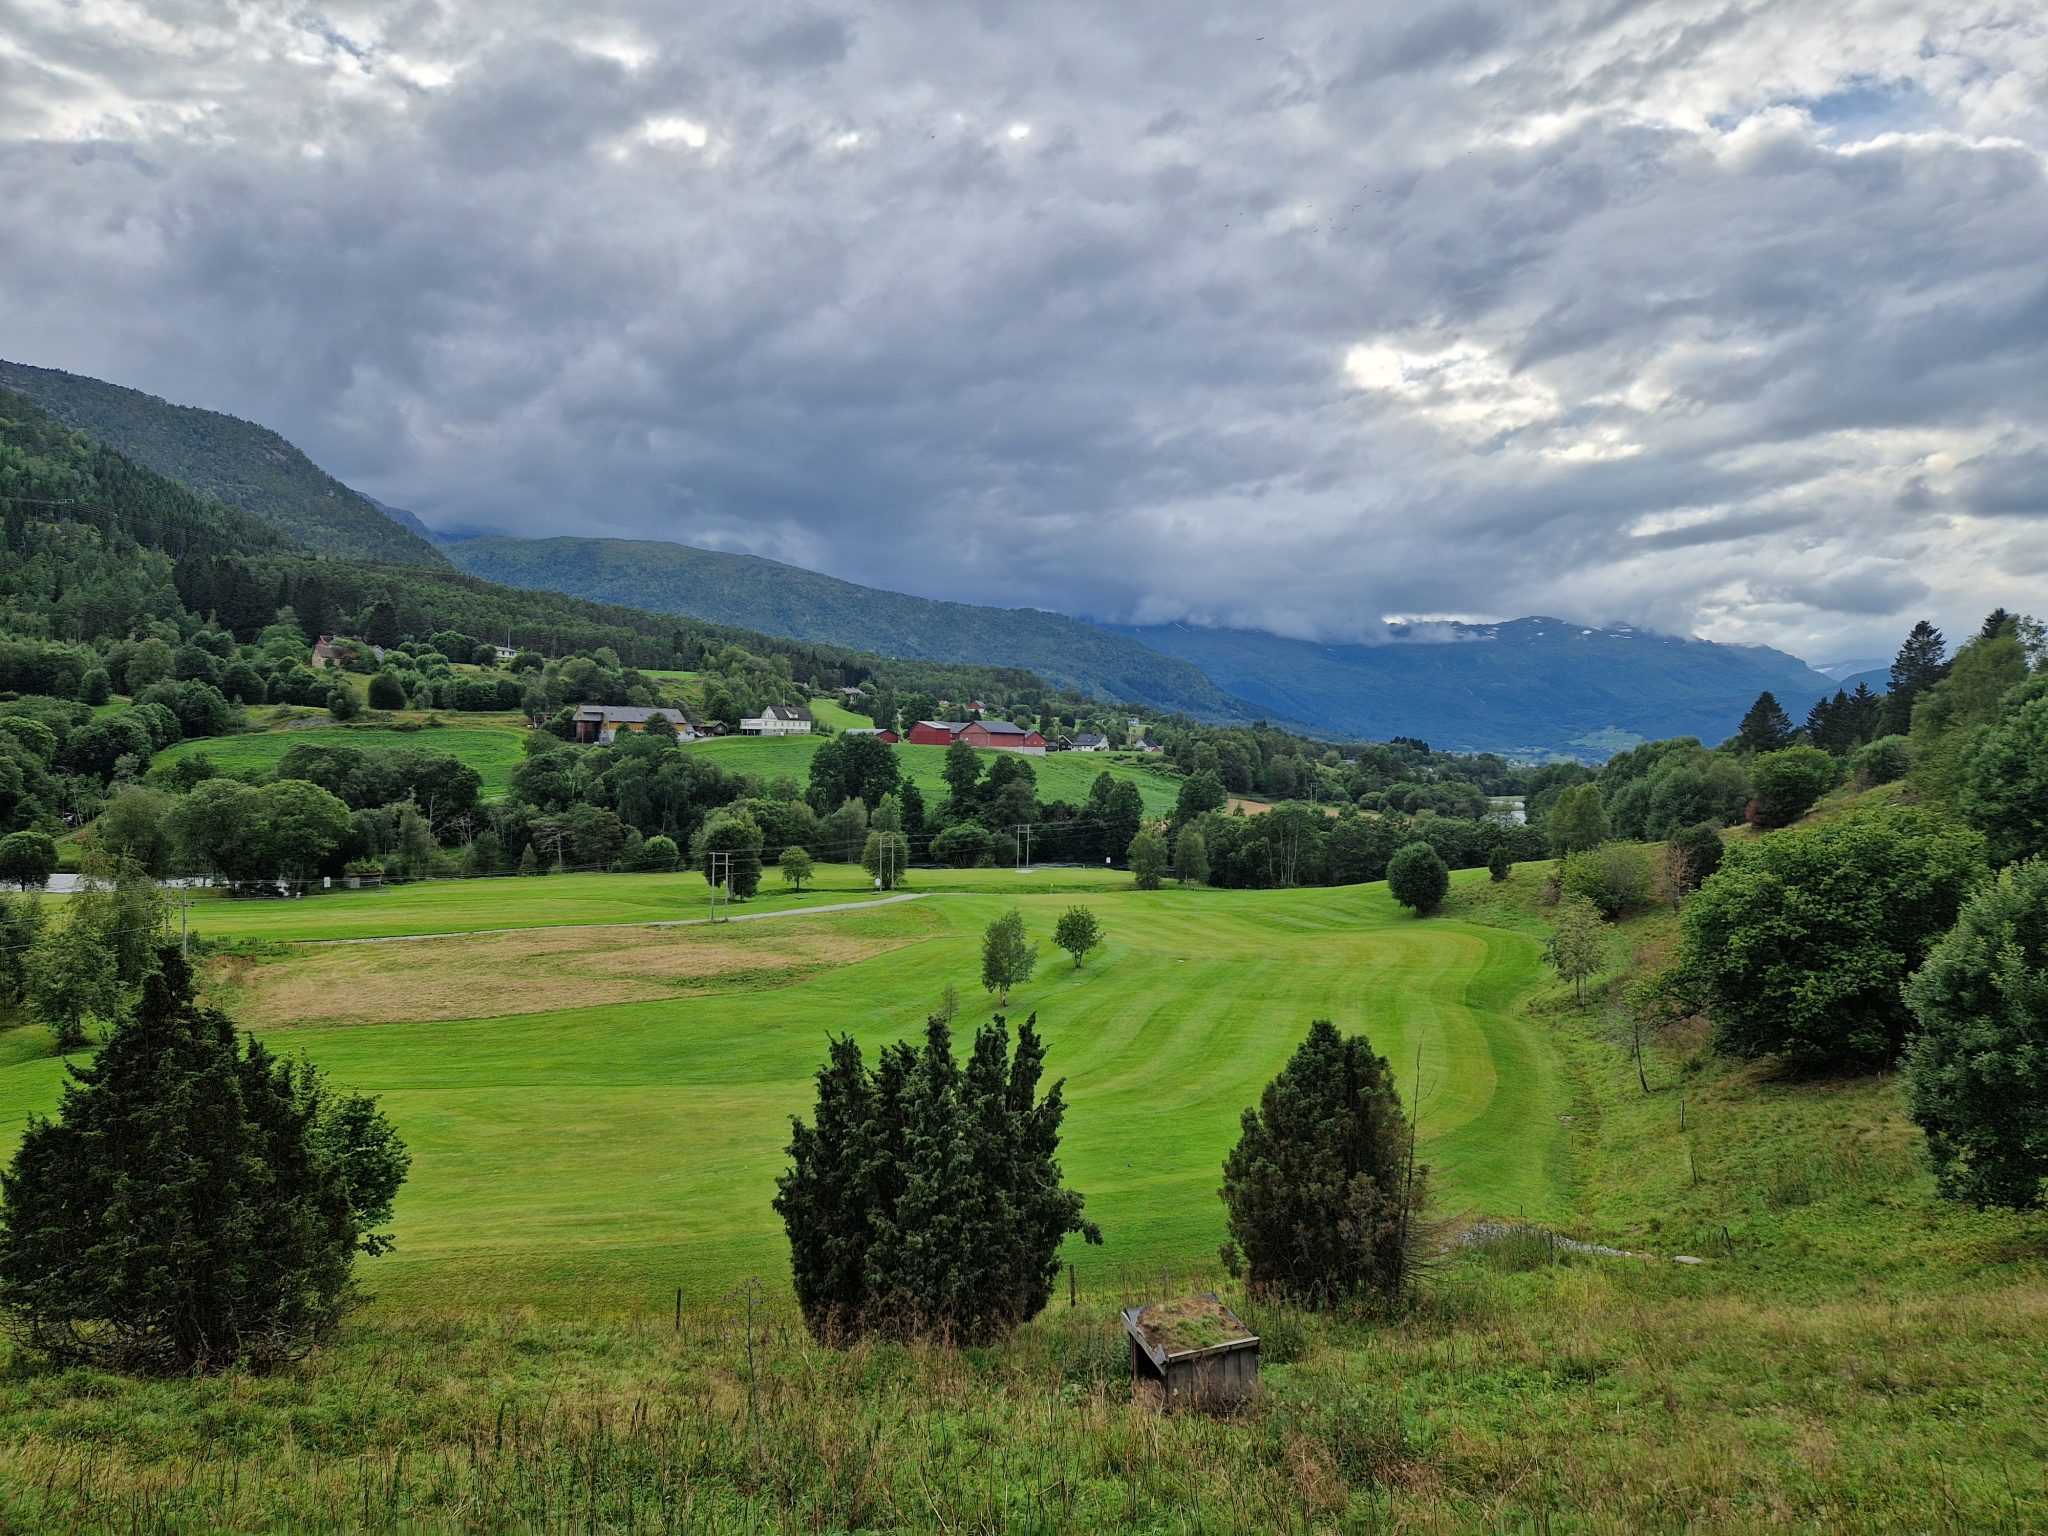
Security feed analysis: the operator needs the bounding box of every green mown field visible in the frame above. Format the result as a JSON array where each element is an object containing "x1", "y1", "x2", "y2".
[
  {"x1": 154, "y1": 724, "x2": 532, "y2": 797},
  {"x1": 0, "y1": 867, "x2": 1561, "y2": 1313}
]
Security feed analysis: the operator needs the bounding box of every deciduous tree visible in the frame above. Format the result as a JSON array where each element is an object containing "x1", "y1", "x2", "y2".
[
  {"x1": 1676, "y1": 807, "x2": 1986, "y2": 1068},
  {"x1": 980, "y1": 908, "x2": 1036, "y2": 1004},
  {"x1": 1386, "y1": 842, "x2": 1449, "y2": 915},
  {"x1": 1053, "y1": 906, "x2": 1102, "y2": 968},
  {"x1": 1904, "y1": 859, "x2": 2048, "y2": 1210}
]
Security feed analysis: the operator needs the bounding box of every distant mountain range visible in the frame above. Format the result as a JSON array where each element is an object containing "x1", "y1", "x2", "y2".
[
  {"x1": 1110, "y1": 619, "x2": 1836, "y2": 755},
  {"x1": 0, "y1": 360, "x2": 446, "y2": 569},
  {"x1": 3, "y1": 356, "x2": 1850, "y2": 756},
  {"x1": 443, "y1": 536, "x2": 1264, "y2": 722}
]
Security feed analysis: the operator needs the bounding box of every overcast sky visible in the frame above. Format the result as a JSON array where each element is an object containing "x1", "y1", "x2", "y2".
[{"x1": 3, "y1": 1, "x2": 2045, "y2": 663}]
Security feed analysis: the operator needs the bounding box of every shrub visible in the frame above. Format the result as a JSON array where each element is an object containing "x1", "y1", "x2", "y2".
[
  {"x1": 1903, "y1": 859, "x2": 2048, "y2": 1210},
  {"x1": 1747, "y1": 746, "x2": 1841, "y2": 828},
  {"x1": 639, "y1": 834, "x2": 680, "y2": 871},
  {"x1": 1386, "y1": 842, "x2": 1449, "y2": 915},
  {"x1": 77, "y1": 668, "x2": 111, "y2": 706},
  {"x1": 930, "y1": 822, "x2": 993, "y2": 868},
  {"x1": 1676, "y1": 807, "x2": 1986, "y2": 1067},
  {"x1": 367, "y1": 670, "x2": 408, "y2": 711},
  {"x1": 1851, "y1": 734, "x2": 1911, "y2": 787},
  {"x1": 1487, "y1": 845, "x2": 1511, "y2": 882},
  {"x1": 0, "y1": 951, "x2": 407, "y2": 1373},
  {"x1": 1561, "y1": 843, "x2": 1653, "y2": 918},
  {"x1": 774, "y1": 1013, "x2": 1100, "y2": 1343},
  {"x1": 1219, "y1": 1020, "x2": 1424, "y2": 1307},
  {"x1": 1667, "y1": 822, "x2": 1724, "y2": 896}
]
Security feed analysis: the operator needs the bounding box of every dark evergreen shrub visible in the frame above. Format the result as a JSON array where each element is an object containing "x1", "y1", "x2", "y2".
[
  {"x1": 0, "y1": 950, "x2": 406, "y2": 1373},
  {"x1": 1219, "y1": 1020, "x2": 1424, "y2": 1308},
  {"x1": 775, "y1": 1013, "x2": 1099, "y2": 1345}
]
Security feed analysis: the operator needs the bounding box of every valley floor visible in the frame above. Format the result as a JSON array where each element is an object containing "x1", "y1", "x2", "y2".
[{"x1": 0, "y1": 866, "x2": 2042, "y2": 1532}]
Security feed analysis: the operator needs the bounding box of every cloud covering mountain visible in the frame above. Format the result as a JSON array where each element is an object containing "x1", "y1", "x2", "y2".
[{"x1": 1, "y1": 0, "x2": 2042, "y2": 662}]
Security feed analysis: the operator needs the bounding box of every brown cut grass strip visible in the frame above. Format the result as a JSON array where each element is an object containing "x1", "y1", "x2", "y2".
[{"x1": 222, "y1": 911, "x2": 933, "y2": 1029}]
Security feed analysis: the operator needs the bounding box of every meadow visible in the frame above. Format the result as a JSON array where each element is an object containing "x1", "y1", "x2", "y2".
[{"x1": 155, "y1": 723, "x2": 532, "y2": 797}]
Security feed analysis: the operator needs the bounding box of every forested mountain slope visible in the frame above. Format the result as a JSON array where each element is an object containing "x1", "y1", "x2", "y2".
[
  {"x1": 0, "y1": 360, "x2": 445, "y2": 568},
  {"x1": 446, "y1": 534, "x2": 1265, "y2": 721},
  {"x1": 1114, "y1": 618, "x2": 1836, "y2": 755},
  {"x1": 0, "y1": 388, "x2": 1063, "y2": 706}
]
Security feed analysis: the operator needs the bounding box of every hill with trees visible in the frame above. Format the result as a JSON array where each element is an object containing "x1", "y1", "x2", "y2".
[
  {"x1": 0, "y1": 360, "x2": 446, "y2": 568},
  {"x1": 444, "y1": 535, "x2": 1264, "y2": 721}
]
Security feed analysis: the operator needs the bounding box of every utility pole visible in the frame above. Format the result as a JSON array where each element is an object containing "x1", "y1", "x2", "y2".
[
  {"x1": 177, "y1": 890, "x2": 191, "y2": 959},
  {"x1": 707, "y1": 851, "x2": 733, "y2": 921},
  {"x1": 1013, "y1": 824, "x2": 1034, "y2": 871}
]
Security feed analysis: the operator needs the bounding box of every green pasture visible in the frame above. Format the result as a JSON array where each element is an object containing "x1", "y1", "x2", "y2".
[
  {"x1": 0, "y1": 869, "x2": 1562, "y2": 1315},
  {"x1": 806, "y1": 696, "x2": 875, "y2": 730},
  {"x1": 693, "y1": 734, "x2": 1183, "y2": 814},
  {"x1": 154, "y1": 725, "x2": 530, "y2": 797}
]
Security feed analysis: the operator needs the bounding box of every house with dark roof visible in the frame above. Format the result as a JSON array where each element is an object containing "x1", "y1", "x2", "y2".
[
  {"x1": 572, "y1": 704, "x2": 698, "y2": 745},
  {"x1": 739, "y1": 703, "x2": 813, "y2": 736},
  {"x1": 843, "y1": 726, "x2": 900, "y2": 743},
  {"x1": 1070, "y1": 732, "x2": 1109, "y2": 752}
]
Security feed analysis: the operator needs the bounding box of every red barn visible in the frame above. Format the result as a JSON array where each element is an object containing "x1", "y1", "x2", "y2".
[{"x1": 908, "y1": 719, "x2": 1047, "y2": 756}]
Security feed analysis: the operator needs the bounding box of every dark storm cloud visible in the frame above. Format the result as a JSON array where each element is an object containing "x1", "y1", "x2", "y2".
[{"x1": 0, "y1": 0, "x2": 2043, "y2": 660}]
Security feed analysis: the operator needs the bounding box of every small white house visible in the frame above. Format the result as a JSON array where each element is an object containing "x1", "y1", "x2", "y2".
[
  {"x1": 493, "y1": 644, "x2": 518, "y2": 661},
  {"x1": 1071, "y1": 733, "x2": 1109, "y2": 752},
  {"x1": 740, "y1": 704, "x2": 814, "y2": 736}
]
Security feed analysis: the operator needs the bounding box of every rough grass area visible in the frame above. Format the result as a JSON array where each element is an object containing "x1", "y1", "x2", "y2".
[
  {"x1": 215, "y1": 901, "x2": 943, "y2": 1029},
  {"x1": 154, "y1": 723, "x2": 531, "y2": 797}
]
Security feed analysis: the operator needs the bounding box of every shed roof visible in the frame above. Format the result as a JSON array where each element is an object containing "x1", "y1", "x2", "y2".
[
  {"x1": 972, "y1": 720, "x2": 1031, "y2": 735},
  {"x1": 573, "y1": 704, "x2": 682, "y2": 723},
  {"x1": 1119, "y1": 1293, "x2": 1258, "y2": 1367}
]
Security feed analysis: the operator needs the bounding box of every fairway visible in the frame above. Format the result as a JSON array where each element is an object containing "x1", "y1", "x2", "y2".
[
  {"x1": 0, "y1": 869, "x2": 1564, "y2": 1316},
  {"x1": 155, "y1": 724, "x2": 530, "y2": 797}
]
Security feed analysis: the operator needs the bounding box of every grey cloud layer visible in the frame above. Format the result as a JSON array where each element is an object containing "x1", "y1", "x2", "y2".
[{"x1": 1, "y1": 0, "x2": 2044, "y2": 659}]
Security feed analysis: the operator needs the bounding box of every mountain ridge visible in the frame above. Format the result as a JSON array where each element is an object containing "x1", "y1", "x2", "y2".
[
  {"x1": 1111, "y1": 616, "x2": 1836, "y2": 754},
  {"x1": 443, "y1": 534, "x2": 1270, "y2": 722},
  {"x1": 0, "y1": 359, "x2": 447, "y2": 569}
]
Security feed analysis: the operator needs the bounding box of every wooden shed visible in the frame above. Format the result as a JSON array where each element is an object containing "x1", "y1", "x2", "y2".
[{"x1": 1121, "y1": 1293, "x2": 1260, "y2": 1409}]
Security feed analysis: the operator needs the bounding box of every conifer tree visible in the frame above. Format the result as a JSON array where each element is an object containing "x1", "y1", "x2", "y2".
[
  {"x1": 776, "y1": 1013, "x2": 1099, "y2": 1344},
  {"x1": 1882, "y1": 619, "x2": 1949, "y2": 734},
  {"x1": 0, "y1": 950, "x2": 406, "y2": 1373},
  {"x1": 1735, "y1": 691, "x2": 1795, "y2": 754},
  {"x1": 1219, "y1": 1020, "x2": 1424, "y2": 1307}
]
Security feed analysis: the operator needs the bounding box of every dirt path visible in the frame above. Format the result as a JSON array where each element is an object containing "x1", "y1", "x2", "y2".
[{"x1": 296, "y1": 891, "x2": 929, "y2": 946}]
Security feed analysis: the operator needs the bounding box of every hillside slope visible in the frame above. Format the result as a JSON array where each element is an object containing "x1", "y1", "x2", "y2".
[
  {"x1": 1115, "y1": 617, "x2": 1836, "y2": 755},
  {"x1": 445, "y1": 534, "x2": 1263, "y2": 720},
  {"x1": 0, "y1": 360, "x2": 446, "y2": 568}
]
